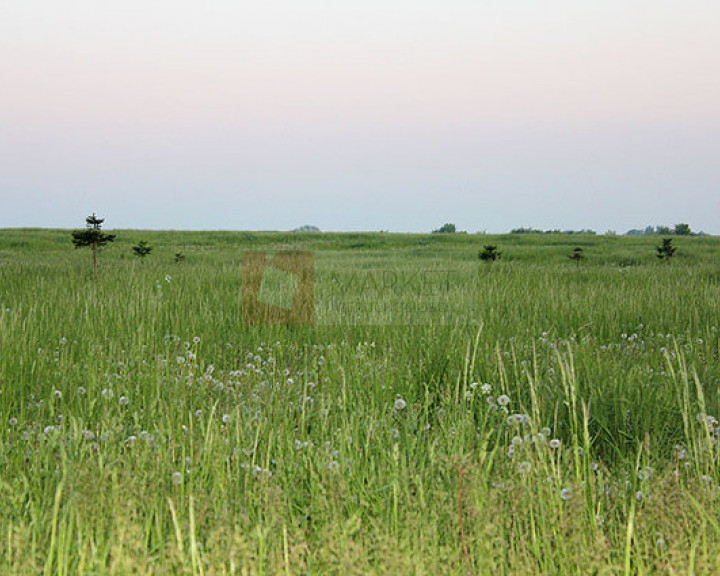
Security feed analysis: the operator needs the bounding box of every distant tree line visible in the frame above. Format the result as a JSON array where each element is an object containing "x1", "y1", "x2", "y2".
[
  {"x1": 625, "y1": 224, "x2": 706, "y2": 236},
  {"x1": 432, "y1": 222, "x2": 707, "y2": 237},
  {"x1": 510, "y1": 227, "x2": 597, "y2": 235}
]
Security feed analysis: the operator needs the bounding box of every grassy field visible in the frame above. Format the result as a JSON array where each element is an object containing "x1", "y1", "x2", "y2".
[{"x1": 1, "y1": 228, "x2": 719, "y2": 574}]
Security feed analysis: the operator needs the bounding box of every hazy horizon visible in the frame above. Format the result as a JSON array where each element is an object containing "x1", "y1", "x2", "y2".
[{"x1": 2, "y1": 1, "x2": 719, "y2": 234}]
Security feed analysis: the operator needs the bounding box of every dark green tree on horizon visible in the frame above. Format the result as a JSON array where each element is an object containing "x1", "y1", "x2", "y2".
[
  {"x1": 674, "y1": 223, "x2": 692, "y2": 236},
  {"x1": 432, "y1": 223, "x2": 457, "y2": 234},
  {"x1": 71, "y1": 213, "x2": 116, "y2": 277}
]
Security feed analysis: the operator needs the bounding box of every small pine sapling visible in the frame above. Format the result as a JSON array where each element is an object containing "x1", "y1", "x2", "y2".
[
  {"x1": 568, "y1": 247, "x2": 585, "y2": 265},
  {"x1": 132, "y1": 240, "x2": 153, "y2": 260},
  {"x1": 656, "y1": 238, "x2": 676, "y2": 263},
  {"x1": 479, "y1": 245, "x2": 501, "y2": 262},
  {"x1": 71, "y1": 213, "x2": 116, "y2": 278}
]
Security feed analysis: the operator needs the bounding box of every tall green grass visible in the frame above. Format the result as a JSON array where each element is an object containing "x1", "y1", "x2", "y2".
[{"x1": 0, "y1": 229, "x2": 719, "y2": 574}]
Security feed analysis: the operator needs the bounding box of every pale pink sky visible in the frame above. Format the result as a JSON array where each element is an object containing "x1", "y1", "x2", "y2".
[{"x1": 2, "y1": 1, "x2": 719, "y2": 232}]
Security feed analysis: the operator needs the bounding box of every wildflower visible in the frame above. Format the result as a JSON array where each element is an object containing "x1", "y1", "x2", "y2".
[
  {"x1": 560, "y1": 488, "x2": 572, "y2": 501},
  {"x1": 84, "y1": 430, "x2": 95, "y2": 440},
  {"x1": 328, "y1": 461, "x2": 339, "y2": 471},
  {"x1": 549, "y1": 439, "x2": 562, "y2": 449},
  {"x1": 394, "y1": 398, "x2": 407, "y2": 411},
  {"x1": 635, "y1": 490, "x2": 643, "y2": 502},
  {"x1": 514, "y1": 413, "x2": 530, "y2": 425},
  {"x1": 517, "y1": 461, "x2": 531, "y2": 474},
  {"x1": 195, "y1": 409, "x2": 202, "y2": 419},
  {"x1": 656, "y1": 538, "x2": 666, "y2": 552},
  {"x1": 44, "y1": 425, "x2": 56, "y2": 435},
  {"x1": 77, "y1": 387, "x2": 87, "y2": 395},
  {"x1": 101, "y1": 388, "x2": 114, "y2": 400},
  {"x1": 541, "y1": 427, "x2": 551, "y2": 437},
  {"x1": 481, "y1": 383, "x2": 492, "y2": 394},
  {"x1": 171, "y1": 472, "x2": 183, "y2": 485},
  {"x1": 193, "y1": 336, "x2": 200, "y2": 344},
  {"x1": 497, "y1": 395, "x2": 510, "y2": 407},
  {"x1": 590, "y1": 462, "x2": 600, "y2": 472},
  {"x1": 119, "y1": 396, "x2": 129, "y2": 406},
  {"x1": 222, "y1": 414, "x2": 231, "y2": 424},
  {"x1": 53, "y1": 390, "x2": 63, "y2": 400},
  {"x1": 9, "y1": 417, "x2": 17, "y2": 426}
]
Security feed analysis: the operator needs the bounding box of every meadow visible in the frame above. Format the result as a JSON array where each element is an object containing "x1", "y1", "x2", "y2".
[{"x1": 1, "y1": 228, "x2": 719, "y2": 575}]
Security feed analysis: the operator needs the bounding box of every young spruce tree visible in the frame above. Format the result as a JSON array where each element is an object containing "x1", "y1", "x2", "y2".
[
  {"x1": 132, "y1": 240, "x2": 153, "y2": 260},
  {"x1": 71, "y1": 213, "x2": 116, "y2": 278}
]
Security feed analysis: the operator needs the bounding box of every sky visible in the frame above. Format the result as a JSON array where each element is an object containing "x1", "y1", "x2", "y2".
[{"x1": 1, "y1": 1, "x2": 719, "y2": 233}]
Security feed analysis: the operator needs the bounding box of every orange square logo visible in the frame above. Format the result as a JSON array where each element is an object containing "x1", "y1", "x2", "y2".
[{"x1": 242, "y1": 251, "x2": 315, "y2": 325}]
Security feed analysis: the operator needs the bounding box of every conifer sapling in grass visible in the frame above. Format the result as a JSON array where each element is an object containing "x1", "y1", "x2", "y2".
[
  {"x1": 71, "y1": 213, "x2": 116, "y2": 277},
  {"x1": 656, "y1": 238, "x2": 677, "y2": 263},
  {"x1": 132, "y1": 240, "x2": 153, "y2": 260},
  {"x1": 569, "y1": 247, "x2": 585, "y2": 265},
  {"x1": 479, "y1": 245, "x2": 501, "y2": 262}
]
